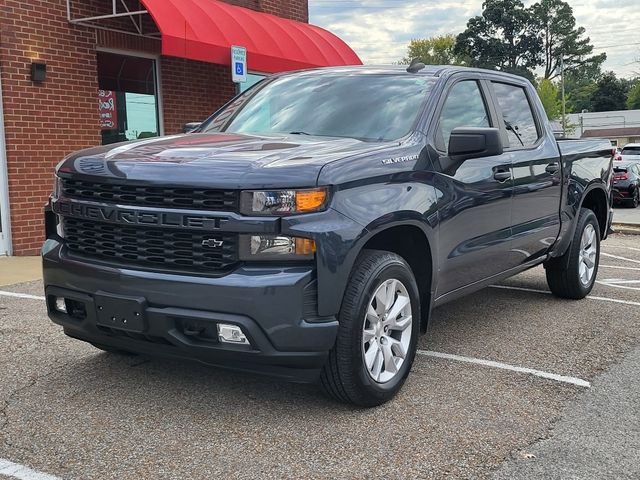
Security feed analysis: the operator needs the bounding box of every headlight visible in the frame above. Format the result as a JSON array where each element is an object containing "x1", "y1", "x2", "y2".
[
  {"x1": 239, "y1": 235, "x2": 316, "y2": 261},
  {"x1": 53, "y1": 175, "x2": 62, "y2": 199},
  {"x1": 240, "y1": 188, "x2": 328, "y2": 216}
]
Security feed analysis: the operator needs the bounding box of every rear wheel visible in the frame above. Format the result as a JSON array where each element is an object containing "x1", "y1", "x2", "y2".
[
  {"x1": 545, "y1": 208, "x2": 600, "y2": 299},
  {"x1": 630, "y1": 189, "x2": 639, "y2": 208},
  {"x1": 320, "y1": 250, "x2": 420, "y2": 407}
]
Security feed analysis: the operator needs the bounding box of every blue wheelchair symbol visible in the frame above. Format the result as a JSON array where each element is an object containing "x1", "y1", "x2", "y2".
[{"x1": 235, "y1": 62, "x2": 244, "y2": 76}]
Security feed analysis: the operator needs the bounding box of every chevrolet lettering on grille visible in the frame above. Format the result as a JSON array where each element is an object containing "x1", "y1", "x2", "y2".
[{"x1": 52, "y1": 199, "x2": 229, "y2": 230}]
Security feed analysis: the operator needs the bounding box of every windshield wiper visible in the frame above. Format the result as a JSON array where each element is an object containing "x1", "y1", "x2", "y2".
[
  {"x1": 504, "y1": 120, "x2": 525, "y2": 147},
  {"x1": 289, "y1": 131, "x2": 313, "y2": 136}
]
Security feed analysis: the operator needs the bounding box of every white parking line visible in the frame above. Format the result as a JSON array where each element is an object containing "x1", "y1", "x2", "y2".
[
  {"x1": 596, "y1": 281, "x2": 640, "y2": 291},
  {"x1": 600, "y1": 264, "x2": 640, "y2": 271},
  {"x1": 601, "y1": 252, "x2": 640, "y2": 265},
  {"x1": 417, "y1": 350, "x2": 590, "y2": 388},
  {"x1": 0, "y1": 291, "x2": 45, "y2": 301},
  {"x1": 602, "y1": 244, "x2": 640, "y2": 253},
  {"x1": 489, "y1": 285, "x2": 640, "y2": 307},
  {"x1": 0, "y1": 459, "x2": 62, "y2": 480}
]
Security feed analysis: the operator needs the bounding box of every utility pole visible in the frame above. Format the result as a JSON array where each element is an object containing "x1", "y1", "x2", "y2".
[{"x1": 560, "y1": 57, "x2": 567, "y2": 138}]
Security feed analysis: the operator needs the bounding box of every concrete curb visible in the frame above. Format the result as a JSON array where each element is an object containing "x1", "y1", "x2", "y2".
[{"x1": 612, "y1": 223, "x2": 640, "y2": 235}]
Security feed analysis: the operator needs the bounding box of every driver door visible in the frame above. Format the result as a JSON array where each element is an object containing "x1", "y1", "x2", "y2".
[{"x1": 430, "y1": 78, "x2": 515, "y2": 298}]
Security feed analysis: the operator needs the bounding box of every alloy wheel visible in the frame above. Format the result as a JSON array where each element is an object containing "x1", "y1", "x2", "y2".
[
  {"x1": 578, "y1": 223, "x2": 597, "y2": 286},
  {"x1": 362, "y1": 278, "x2": 413, "y2": 383}
]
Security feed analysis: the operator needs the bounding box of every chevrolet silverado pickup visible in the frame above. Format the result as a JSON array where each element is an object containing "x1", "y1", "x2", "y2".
[{"x1": 43, "y1": 65, "x2": 614, "y2": 406}]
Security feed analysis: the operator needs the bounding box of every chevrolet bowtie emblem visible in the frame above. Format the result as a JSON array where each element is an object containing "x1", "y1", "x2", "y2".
[{"x1": 202, "y1": 239, "x2": 224, "y2": 248}]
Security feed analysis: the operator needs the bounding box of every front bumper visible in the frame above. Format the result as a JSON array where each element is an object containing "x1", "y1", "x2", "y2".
[{"x1": 42, "y1": 238, "x2": 338, "y2": 382}]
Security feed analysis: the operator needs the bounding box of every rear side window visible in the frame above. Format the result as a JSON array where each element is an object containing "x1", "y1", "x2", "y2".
[
  {"x1": 492, "y1": 82, "x2": 540, "y2": 147},
  {"x1": 436, "y1": 80, "x2": 490, "y2": 152}
]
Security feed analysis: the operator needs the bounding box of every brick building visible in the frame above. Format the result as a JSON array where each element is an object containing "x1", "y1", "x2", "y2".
[{"x1": 0, "y1": 0, "x2": 360, "y2": 256}]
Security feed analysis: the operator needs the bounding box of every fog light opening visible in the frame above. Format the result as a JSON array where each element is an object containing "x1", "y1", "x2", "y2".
[
  {"x1": 217, "y1": 324, "x2": 249, "y2": 345},
  {"x1": 54, "y1": 297, "x2": 67, "y2": 314}
]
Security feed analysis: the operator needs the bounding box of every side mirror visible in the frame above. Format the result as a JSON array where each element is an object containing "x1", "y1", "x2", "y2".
[
  {"x1": 183, "y1": 122, "x2": 202, "y2": 134},
  {"x1": 448, "y1": 127, "x2": 503, "y2": 161}
]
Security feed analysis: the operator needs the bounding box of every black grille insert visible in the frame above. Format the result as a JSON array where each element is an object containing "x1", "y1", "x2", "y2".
[
  {"x1": 63, "y1": 217, "x2": 238, "y2": 274},
  {"x1": 61, "y1": 179, "x2": 238, "y2": 211}
]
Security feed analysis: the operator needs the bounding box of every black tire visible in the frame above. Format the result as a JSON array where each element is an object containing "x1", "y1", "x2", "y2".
[
  {"x1": 545, "y1": 208, "x2": 600, "y2": 299},
  {"x1": 629, "y1": 189, "x2": 639, "y2": 208},
  {"x1": 320, "y1": 250, "x2": 420, "y2": 407}
]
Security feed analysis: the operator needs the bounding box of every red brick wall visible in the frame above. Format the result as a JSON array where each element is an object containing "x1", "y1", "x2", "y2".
[
  {"x1": 0, "y1": 0, "x2": 309, "y2": 255},
  {"x1": 0, "y1": 0, "x2": 100, "y2": 255},
  {"x1": 161, "y1": 57, "x2": 237, "y2": 135}
]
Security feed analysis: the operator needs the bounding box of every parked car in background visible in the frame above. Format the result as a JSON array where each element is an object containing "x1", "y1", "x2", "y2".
[
  {"x1": 620, "y1": 144, "x2": 640, "y2": 162},
  {"x1": 613, "y1": 161, "x2": 640, "y2": 208}
]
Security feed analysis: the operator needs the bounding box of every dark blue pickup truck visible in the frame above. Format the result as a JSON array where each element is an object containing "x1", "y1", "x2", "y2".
[{"x1": 43, "y1": 65, "x2": 613, "y2": 406}]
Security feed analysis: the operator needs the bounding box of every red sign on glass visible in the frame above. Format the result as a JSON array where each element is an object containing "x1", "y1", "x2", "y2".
[{"x1": 98, "y1": 90, "x2": 118, "y2": 130}]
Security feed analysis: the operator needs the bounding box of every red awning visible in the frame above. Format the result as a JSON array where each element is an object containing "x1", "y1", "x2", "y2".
[{"x1": 139, "y1": 0, "x2": 362, "y2": 73}]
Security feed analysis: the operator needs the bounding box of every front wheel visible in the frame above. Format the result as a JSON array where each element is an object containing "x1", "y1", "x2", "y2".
[
  {"x1": 545, "y1": 208, "x2": 600, "y2": 299},
  {"x1": 320, "y1": 250, "x2": 420, "y2": 407}
]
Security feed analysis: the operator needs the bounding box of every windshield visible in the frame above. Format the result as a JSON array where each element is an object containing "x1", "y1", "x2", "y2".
[
  {"x1": 622, "y1": 146, "x2": 640, "y2": 154},
  {"x1": 203, "y1": 74, "x2": 436, "y2": 142}
]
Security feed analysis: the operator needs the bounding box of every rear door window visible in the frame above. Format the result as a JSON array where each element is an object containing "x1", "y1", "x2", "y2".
[{"x1": 492, "y1": 82, "x2": 540, "y2": 148}]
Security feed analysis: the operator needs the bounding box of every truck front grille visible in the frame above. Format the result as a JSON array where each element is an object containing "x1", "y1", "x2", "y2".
[
  {"x1": 61, "y1": 179, "x2": 238, "y2": 212},
  {"x1": 63, "y1": 217, "x2": 238, "y2": 274}
]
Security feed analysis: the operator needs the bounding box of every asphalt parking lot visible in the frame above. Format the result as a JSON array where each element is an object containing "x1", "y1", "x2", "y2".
[{"x1": 1, "y1": 234, "x2": 639, "y2": 479}]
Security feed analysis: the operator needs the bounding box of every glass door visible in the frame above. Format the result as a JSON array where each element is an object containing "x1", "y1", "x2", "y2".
[{"x1": 97, "y1": 51, "x2": 161, "y2": 145}]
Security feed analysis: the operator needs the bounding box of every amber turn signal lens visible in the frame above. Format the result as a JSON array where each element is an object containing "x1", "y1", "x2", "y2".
[
  {"x1": 295, "y1": 237, "x2": 316, "y2": 256},
  {"x1": 296, "y1": 189, "x2": 327, "y2": 212}
]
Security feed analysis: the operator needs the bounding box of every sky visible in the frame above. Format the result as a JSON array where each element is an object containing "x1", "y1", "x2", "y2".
[{"x1": 309, "y1": 0, "x2": 640, "y2": 78}]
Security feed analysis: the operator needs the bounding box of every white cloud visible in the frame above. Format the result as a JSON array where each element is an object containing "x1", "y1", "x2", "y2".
[{"x1": 310, "y1": 0, "x2": 640, "y2": 77}]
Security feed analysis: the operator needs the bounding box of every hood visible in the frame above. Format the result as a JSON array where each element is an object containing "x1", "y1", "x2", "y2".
[{"x1": 57, "y1": 132, "x2": 392, "y2": 188}]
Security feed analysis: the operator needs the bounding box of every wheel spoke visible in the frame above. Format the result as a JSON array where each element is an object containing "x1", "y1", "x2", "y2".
[
  {"x1": 374, "y1": 287, "x2": 388, "y2": 314},
  {"x1": 386, "y1": 294, "x2": 410, "y2": 324},
  {"x1": 384, "y1": 280, "x2": 397, "y2": 311},
  {"x1": 364, "y1": 341, "x2": 380, "y2": 371},
  {"x1": 388, "y1": 337, "x2": 407, "y2": 359},
  {"x1": 392, "y1": 315, "x2": 412, "y2": 332},
  {"x1": 371, "y1": 348, "x2": 384, "y2": 380},
  {"x1": 583, "y1": 256, "x2": 595, "y2": 269},
  {"x1": 366, "y1": 304, "x2": 380, "y2": 325},
  {"x1": 363, "y1": 328, "x2": 376, "y2": 343},
  {"x1": 381, "y1": 343, "x2": 398, "y2": 374}
]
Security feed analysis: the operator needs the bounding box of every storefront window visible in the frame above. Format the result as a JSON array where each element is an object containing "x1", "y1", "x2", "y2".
[{"x1": 97, "y1": 52, "x2": 160, "y2": 145}]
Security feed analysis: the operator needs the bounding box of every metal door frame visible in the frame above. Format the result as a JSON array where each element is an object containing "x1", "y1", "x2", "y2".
[{"x1": 0, "y1": 66, "x2": 12, "y2": 256}]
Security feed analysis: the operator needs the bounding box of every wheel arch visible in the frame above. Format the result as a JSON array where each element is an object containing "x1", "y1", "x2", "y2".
[
  {"x1": 580, "y1": 185, "x2": 609, "y2": 239},
  {"x1": 356, "y1": 221, "x2": 435, "y2": 333}
]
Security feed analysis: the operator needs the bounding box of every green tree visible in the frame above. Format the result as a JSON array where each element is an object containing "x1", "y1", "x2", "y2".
[
  {"x1": 454, "y1": 0, "x2": 542, "y2": 79},
  {"x1": 566, "y1": 78, "x2": 597, "y2": 113},
  {"x1": 592, "y1": 72, "x2": 628, "y2": 112},
  {"x1": 530, "y1": 0, "x2": 606, "y2": 80},
  {"x1": 401, "y1": 34, "x2": 469, "y2": 66},
  {"x1": 627, "y1": 81, "x2": 640, "y2": 110},
  {"x1": 537, "y1": 78, "x2": 561, "y2": 120}
]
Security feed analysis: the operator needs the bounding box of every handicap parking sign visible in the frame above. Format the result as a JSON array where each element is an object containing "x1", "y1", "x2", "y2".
[{"x1": 231, "y1": 46, "x2": 247, "y2": 83}]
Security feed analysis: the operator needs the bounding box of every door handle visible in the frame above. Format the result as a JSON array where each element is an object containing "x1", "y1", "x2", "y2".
[
  {"x1": 545, "y1": 163, "x2": 560, "y2": 174},
  {"x1": 493, "y1": 170, "x2": 512, "y2": 182}
]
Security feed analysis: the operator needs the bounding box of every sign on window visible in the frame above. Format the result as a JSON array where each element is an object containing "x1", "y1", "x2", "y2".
[{"x1": 98, "y1": 90, "x2": 118, "y2": 130}]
